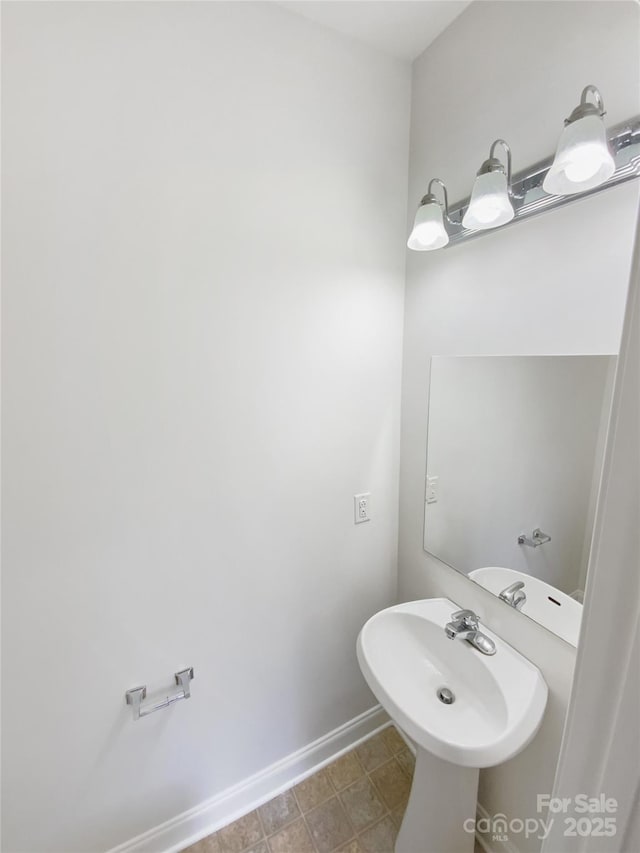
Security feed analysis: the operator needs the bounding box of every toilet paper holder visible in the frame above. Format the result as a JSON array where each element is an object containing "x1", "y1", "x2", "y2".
[{"x1": 125, "y1": 668, "x2": 194, "y2": 720}]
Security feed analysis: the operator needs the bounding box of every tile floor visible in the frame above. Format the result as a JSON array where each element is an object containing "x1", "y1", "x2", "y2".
[{"x1": 182, "y1": 725, "x2": 415, "y2": 853}]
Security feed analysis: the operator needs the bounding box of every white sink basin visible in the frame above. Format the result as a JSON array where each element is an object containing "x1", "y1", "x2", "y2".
[
  {"x1": 468, "y1": 566, "x2": 582, "y2": 647},
  {"x1": 357, "y1": 597, "x2": 548, "y2": 768}
]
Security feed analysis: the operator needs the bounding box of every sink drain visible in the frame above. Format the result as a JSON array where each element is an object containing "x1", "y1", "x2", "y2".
[{"x1": 437, "y1": 686, "x2": 455, "y2": 705}]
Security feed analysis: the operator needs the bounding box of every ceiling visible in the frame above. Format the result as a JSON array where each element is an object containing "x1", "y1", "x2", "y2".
[{"x1": 278, "y1": 1, "x2": 472, "y2": 62}]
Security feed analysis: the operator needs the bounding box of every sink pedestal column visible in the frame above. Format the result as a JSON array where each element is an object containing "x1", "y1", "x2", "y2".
[{"x1": 396, "y1": 747, "x2": 479, "y2": 853}]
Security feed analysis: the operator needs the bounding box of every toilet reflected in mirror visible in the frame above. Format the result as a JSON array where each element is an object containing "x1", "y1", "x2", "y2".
[{"x1": 423, "y1": 355, "x2": 617, "y2": 644}]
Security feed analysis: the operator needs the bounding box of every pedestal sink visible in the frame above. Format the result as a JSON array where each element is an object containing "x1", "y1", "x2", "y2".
[{"x1": 356, "y1": 598, "x2": 548, "y2": 853}]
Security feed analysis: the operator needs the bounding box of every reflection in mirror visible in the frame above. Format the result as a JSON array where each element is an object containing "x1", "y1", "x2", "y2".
[{"x1": 423, "y1": 355, "x2": 616, "y2": 645}]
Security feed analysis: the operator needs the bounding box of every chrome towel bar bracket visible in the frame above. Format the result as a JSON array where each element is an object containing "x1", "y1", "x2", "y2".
[
  {"x1": 125, "y1": 668, "x2": 194, "y2": 720},
  {"x1": 518, "y1": 528, "x2": 551, "y2": 548}
]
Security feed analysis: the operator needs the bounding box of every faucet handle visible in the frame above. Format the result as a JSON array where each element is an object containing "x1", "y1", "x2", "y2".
[{"x1": 450, "y1": 609, "x2": 479, "y2": 628}]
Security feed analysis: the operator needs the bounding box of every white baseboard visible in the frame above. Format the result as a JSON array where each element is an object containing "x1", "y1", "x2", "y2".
[
  {"x1": 475, "y1": 802, "x2": 522, "y2": 853},
  {"x1": 107, "y1": 705, "x2": 389, "y2": 853}
]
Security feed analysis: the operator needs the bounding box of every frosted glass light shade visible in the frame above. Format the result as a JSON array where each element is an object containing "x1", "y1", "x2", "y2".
[
  {"x1": 462, "y1": 170, "x2": 514, "y2": 231},
  {"x1": 543, "y1": 114, "x2": 615, "y2": 196},
  {"x1": 407, "y1": 202, "x2": 449, "y2": 251}
]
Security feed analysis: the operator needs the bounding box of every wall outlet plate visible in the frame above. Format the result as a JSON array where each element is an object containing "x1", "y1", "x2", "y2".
[{"x1": 354, "y1": 493, "x2": 371, "y2": 524}]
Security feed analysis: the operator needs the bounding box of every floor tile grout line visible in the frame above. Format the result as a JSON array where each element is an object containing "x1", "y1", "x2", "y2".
[
  {"x1": 335, "y1": 774, "x2": 391, "y2": 838},
  {"x1": 334, "y1": 785, "x2": 361, "y2": 842},
  {"x1": 264, "y1": 815, "x2": 310, "y2": 852},
  {"x1": 289, "y1": 784, "x2": 319, "y2": 853},
  {"x1": 300, "y1": 804, "x2": 355, "y2": 853},
  {"x1": 325, "y1": 765, "x2": 339, "y2": 797},
  {"x1": 308, "y1": 792, "x2": 357, "y2": 853},
  {"x1": 366, "y1": 758, "x2": 411, "y2": 825},
  {"x1": 357, "y1": 811, "x2": 397, "y2": 846},
  {"x1": 298, "y1": 762, "x2": 374, "y2": 853},
  {"x1": 368, "y1": 757, "x2": 411, "y2": 811},
  {"x1": 327, "y1": 747, "x2": 373, "y2": 853},
  {"x1": 255, "y1": 804, "x2": 267, "y2": 844},
  {"x1": 293, "y1": 782, "x2": 340, "y2": 853},
  {"x1": 299, "y1": 810, "x2": 319, "y2": 853},
  {"x1": 294, "y1": 770, "x2": 337, "y2": 817},
  {"x1": 262, "y1": 781, "x2": 313, "y2": 845}
]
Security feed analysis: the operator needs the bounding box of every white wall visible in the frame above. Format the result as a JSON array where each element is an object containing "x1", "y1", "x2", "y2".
[
  {"x1": 424, "y1": 355, "x2": 614, "y2": 594},
  {"x1": 398, "y1": 2, "x2": 640, "y2": 851},
  {"x1": 1, "y1": 4, "x2": 410, "y2": 851}
]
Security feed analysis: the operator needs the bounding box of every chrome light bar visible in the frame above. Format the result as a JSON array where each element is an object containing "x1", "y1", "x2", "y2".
[{"x1": 443, "y1": 116, "x2": 640, "y2": 248}]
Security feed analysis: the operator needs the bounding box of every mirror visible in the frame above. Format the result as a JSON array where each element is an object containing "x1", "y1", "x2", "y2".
[{"x1": 423, "y1": 354, "x2": 616, "y2": 645}]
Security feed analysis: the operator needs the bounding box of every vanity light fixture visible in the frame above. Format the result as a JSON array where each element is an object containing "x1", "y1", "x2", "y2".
[
  {"x1": 462, "y1": 139, "x2": 515, "y2": 230},
  {"x1": 407, "y1": 85, "x2": 639, "y2": 251},
  {"x1": 543, "y1": 85, "x2": 616, "y2": 196},
  {"x1": 407, "y1": 178, "x2": 451, "y2": 251}
]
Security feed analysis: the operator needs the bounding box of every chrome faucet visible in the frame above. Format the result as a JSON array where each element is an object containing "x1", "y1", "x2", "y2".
[
  {"x1": 444, "y1": 609, "x2": 496, "y2": 655},
  {"x1": 499, "y1": 581, "x2": 527, "y2": 610}
]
